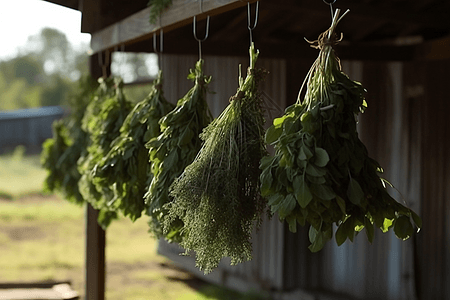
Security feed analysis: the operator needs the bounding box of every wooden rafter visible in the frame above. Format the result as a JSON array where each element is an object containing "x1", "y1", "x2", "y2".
[{"x1": 90, "y1": 0, "x2": 259, "y2": 54}]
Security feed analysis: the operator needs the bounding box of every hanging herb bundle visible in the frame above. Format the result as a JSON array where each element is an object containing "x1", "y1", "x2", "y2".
[
  {"x1": 41, "y1": 76, "x2": 97, "y2": 204},
  {"x1": 92, "y1": 71, "x2": 174, "y2": 221},
  {"x1": 78, "y1": 77, "x2": 132, "y2": 228},
  {"x1": 148, "y1": 0, "x2": 173, "y2": 24},
  {"x1": 167, "y1": 43, "x2": 268, "y2": 273},
  {"x1": 145, "y1": 59, "x2": 213, "y2": 242},
  {"x1": 260, "y1": 9, "x2": 421, "y2": 252},
  {"x1": 41, "y1": 120, "x2": 71, "y2": 196}
]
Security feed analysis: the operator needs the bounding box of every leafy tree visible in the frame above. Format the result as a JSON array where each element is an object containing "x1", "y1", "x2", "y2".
[{"x1": 0, "y1": 27, "x2": 89, "y2": 110}]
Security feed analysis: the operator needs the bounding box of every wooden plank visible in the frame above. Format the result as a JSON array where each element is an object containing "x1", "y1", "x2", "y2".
[{"x1": 90, "y1": 0, "x2": 259, "y2": 54}]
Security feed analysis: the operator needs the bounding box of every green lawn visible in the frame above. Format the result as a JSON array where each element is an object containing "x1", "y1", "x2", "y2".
[{"x1": 0, "y1": 151, "x2": 270, "y2": 300}]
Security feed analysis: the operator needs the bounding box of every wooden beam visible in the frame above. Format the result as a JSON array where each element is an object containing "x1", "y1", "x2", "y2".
[
  {"x1": 90, "y1": 0, "x2": 259, "y2": 54},
  {"x1": 417, "y1": 35, "x2": 450, "y2": 61},
  {"x1": 80, "y1": 0, "x2": 102, "y2": 33}
]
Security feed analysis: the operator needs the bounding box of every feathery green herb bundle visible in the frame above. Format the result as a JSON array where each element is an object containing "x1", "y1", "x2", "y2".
[
  {"x1": 145, "y1": 60, "x2": 213, "y2": 242},
  {"x1": 78, "y1": 77, "x2": 132, "y2": 228},
  {"x1": 167, "y1": 44, "x2": 268, "y2": 273},
  {"x1": 92, "y1": 71, "x2": 174, "y2": 221},
  {"x1": 41, "y1": 76, "x2": 97, "y2": 204},
  {"x1": 260, "y1": 10, "x2": 421, "y2": 252}
]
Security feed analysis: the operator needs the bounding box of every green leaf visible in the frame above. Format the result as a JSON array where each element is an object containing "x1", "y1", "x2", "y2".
[
  {"x1": 381, "y1": 218, "x2": 394, "y2": 233},
  {"x1": 267, "y1": 194, "x2": 283, "y2": 206},
  {"x1": 303, "y1": 146, "x2": 314, "y2": 159},
  {"x1": 298, "y1": 147, "x2": 308, "y2": 161},
  {"x1": 306, "y1": 163, "x2": 326, "y2": 177},
  {"x1": 335, "y1": 223, "x2": 348, "y2": 246},
  {"x1": 314, "y1": 147, "x2": 329, "y2": 167},
  {"x1": 336, "y1": 196, "x2": 346, "y2": 214},
  {"x1": 163, "y1": 150, "x2": 178, "y2": 170},
  {"x1": 260, "y1": 168, "x2": 273, "y2": 197},
  {"x1": 393, "y1": 215, "x2": 414, "y2": 240},
  {"x1": 273, "y1": 115, "x2": 287, "y2": 128},
  {"x1": 308, "y1": 226, "x2": 325, "y2": 252},
  {"x1": 355, "y1": 224, "x2": 365, "y2": 232},
  {"x1": 265, "y1": 125, "x2": 282, "y2": 144},
  {"x1": 364, "y1": 217, "x2": 374, "y2": 243},
  {"x1": 294, "y1": 176, "x2": 313, "y2": 208},
  {"x1": 347, "y1": 178, "x2": 364, "y2": 205},
  {"x1": 283, "y1": 116, "x2": 294, "y2": 133},
  {"x1": 310, "y1": 184, "x2": 335, "y2": 200},
  {"x1": 178, "y1": 128, "x2": 194, "y2": 146},
  {"x1": 278, "y1": 194, "x2": 296, "y2": 219},
  {"x1": 286, "y1": 215, "x2": 297, "y2": 233}
]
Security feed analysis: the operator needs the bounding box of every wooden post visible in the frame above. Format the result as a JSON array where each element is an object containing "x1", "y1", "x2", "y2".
[
  {"x1": 85, "y1": 204, "x2": 106, "y2": 300},
  {"x1": 85, "y1": 52, "x2": 111, "y2": 300}
]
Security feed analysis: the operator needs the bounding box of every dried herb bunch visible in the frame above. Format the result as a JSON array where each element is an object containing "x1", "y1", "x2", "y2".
[
  {"x1": 78, "y1": 77, "x2": 132, "y2": 228},
  {"x1": 260, "y1": 9, "x2": 421, "y2": 252},
  {"x1": 167, "y1": 44, "x2": 268, "y2": 273},
  {"x1": 41, "y1": 76, "x2": 97, "y2": 205},
  {"x1": 92, "y1": 71, "x2": 174, "y2": 222},
  {"x1": 145, "y1": 60, "x2": 213, "y2": 242}
]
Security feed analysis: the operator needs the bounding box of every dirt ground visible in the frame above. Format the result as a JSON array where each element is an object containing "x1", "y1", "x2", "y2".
[{"x1": 0, "y1": 195, "x2": 213, "y2": 300}]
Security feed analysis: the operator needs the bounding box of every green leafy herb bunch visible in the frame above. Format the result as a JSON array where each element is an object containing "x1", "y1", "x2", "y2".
[
  {"x1": 145, "y1": 59, "x2": 213, "y2": 242},
  {"x1": 92, "y1": 71, "x2": 174, "y2": 222},
  {"x1": 41, "y1": 76, "x2": 98, "y2": 205},
  {"x1": 167, "y1": 43, "x2": 268, "y2": 273},
  {"x1": 78, "y1": 77, "x2": 132, "y2": 228},
  {"x1": 260, "y1": 9, "x2": 421, "y2": 252}
]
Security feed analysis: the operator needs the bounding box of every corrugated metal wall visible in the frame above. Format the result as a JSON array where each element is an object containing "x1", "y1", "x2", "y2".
[
  {"x1": 411, "y1": 59, "x2": 450, "y2": 300},
  {"x1": 0, "y1": 106, "x2": 64, "y2": 153}
]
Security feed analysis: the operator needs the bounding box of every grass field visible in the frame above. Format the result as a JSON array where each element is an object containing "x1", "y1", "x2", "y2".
[{"x1": 0, "y1": 151, "x2": 270, "y2": 300}]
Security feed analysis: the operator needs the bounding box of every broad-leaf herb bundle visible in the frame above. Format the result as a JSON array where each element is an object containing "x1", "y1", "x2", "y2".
[
  {"x1": 145, "y1": 59, "x2": 213, "y2": 242},
  {"x1": 167, "y1": 44, "x2": 268, "y2": 273},
  {"x1": 78, "y1": 77, "x2": 132, "y2": 228},
  {"x1": 92, "y1": 71, "x2": 174, "y2": 221},
  {"x1": 41, "y1": 76, "x2": 97, "y2": 205},
  {"x1": 260, "y1": 10, "x2": 421, "y2": 252}
]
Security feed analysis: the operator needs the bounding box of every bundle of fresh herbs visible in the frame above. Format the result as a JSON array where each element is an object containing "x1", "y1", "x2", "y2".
[
  {"x1": 167, "y1": 44, "x2": 268, "y2": 273},
  {"x1": 41, "y1": 76, "x2": 97, "y2": 205},
  {"x1": 92, "y1": 71, "x2": 174, "y2": 221},
  {"x1": 148, "y1": 0, "x2": 173, "y2": 24},
  {"x1": 260, "y1": 9, "x2": 421, "y2": 252},
  {"x1": 78, "y1": 77, "x2": 132, "y2": 228},
  {"x1": 145, "y1": 59, "x2": 213, "y2": 242}
]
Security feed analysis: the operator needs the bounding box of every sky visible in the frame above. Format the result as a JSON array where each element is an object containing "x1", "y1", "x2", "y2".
[{"x1": 0, "y1": 0, "x2": 91, "y2": 60}]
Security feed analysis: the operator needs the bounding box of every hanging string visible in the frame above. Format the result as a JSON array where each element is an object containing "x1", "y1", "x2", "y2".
[
  {"x1": 247, "y1": 1, "x2": 259, "y2": 46},
  {"x1": 323, "y1": 0, "x2": 337, "y2": 19},
  {"x1": 153, "y1": 28, "x2": 164, "y2": 70},
  {"x1": 193, "y1": 15, "x2": 210, "y2": 60}
]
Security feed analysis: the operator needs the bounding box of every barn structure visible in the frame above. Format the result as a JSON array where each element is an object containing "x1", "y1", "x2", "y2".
[
  {"x1": 43, "y1": 1, "x2": 450, "y2": 299},
  {"x1": 0, "y1": 106, "x2": 65, "y2": 154}
]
